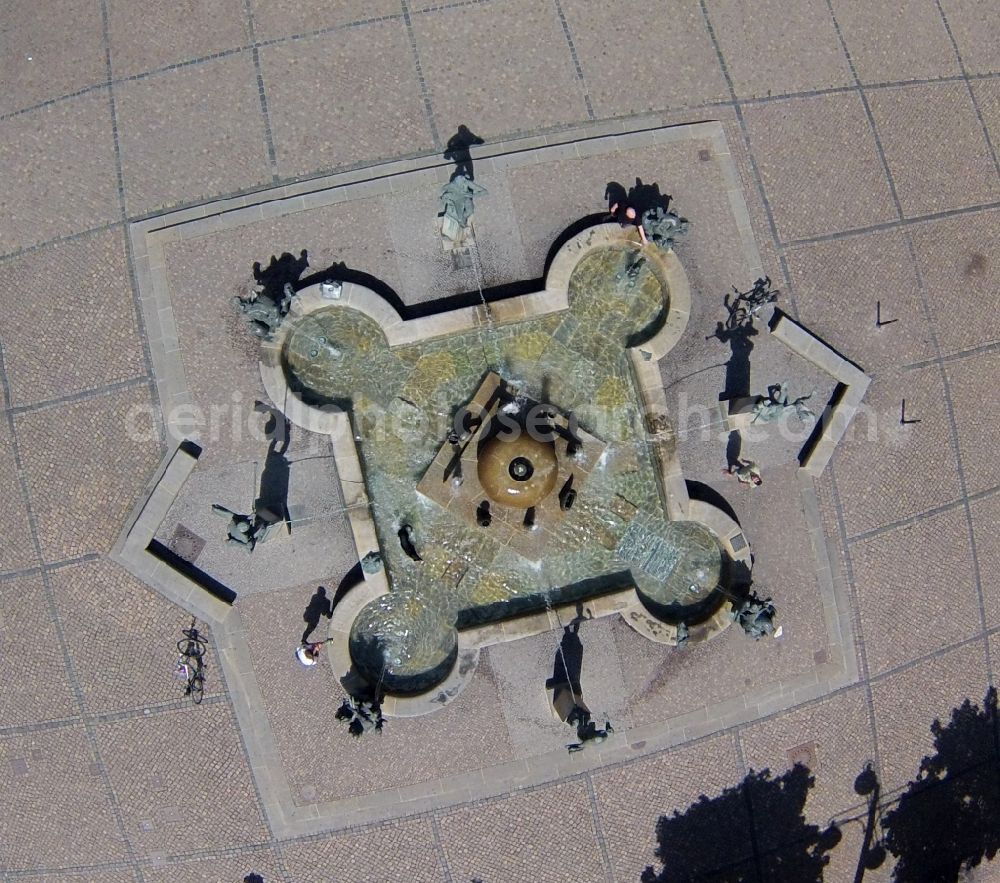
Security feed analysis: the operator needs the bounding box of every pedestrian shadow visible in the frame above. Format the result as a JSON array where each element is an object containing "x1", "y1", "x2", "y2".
[
  {"x1": 604, "y1": 180, "x2": 627, "y2": 213},
  {"x1": 725, "y1": 429, "x2": 743, "y2": 471},
  {"x1": 300, "y1": 563, "x2": 365, "y2": 645},
  {"x1": 301, "y1": 585, "x2": 334, "y2": 644}
]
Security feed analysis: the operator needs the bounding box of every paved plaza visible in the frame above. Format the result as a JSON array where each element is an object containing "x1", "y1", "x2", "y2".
[{"x1": 2, "y1": 2, "x2": 1000, "y2": 881}]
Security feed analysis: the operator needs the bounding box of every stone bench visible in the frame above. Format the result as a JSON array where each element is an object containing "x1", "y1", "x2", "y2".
[{"x1": 769, "y1": 311, "x2": 871, "y2": 478}]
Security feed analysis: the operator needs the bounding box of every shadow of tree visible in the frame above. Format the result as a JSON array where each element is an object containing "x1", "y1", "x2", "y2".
[
  {"x1": 641, "y1": 764, "x2": 840, "y2": 882},
  {"x1": 881, "y1": 687, "x2": 1000, "y2": 882}
]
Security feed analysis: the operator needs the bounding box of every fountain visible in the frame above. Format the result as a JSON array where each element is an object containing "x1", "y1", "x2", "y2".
[{"x1": 256, "y1": 221, "x2": 749, "y2": 712}]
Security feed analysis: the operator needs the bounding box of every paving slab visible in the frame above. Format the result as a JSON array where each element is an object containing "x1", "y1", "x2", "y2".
[
  {"x1": 0, "y1": 92, "x2": 119, "y2": 255},
  {"x1": 742, "y1": 94, "x2": 898, "y2": 243},
  {"x1": 868, "y1": 82, "x2": 1000, "y2": 218},
  {"x1": 706, "y1": 0, "x2": 852, "y2": 98}
]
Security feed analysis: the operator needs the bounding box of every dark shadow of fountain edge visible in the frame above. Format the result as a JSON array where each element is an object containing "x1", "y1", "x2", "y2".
[
  {"x1": 292, "y1": 212, "x2": 613, "y2": 326},
  {"x1": 633, "y1": 559, "x2": 732, "y2": 628},
  {"x1": 147, "y1": 539, "x2": 237, "y2": 605},
  {"x1": 298, "y1": 265, "x2": 546, "y2": 323},
  {"x1": 542, "y1": 212, "x2": 613, "y2": 276},
  {"x1": 344, "y1": 572, "x2": 633, "y2": 698},
  {"x1": 453, "y1": 570, "x2": 634, "y2": 631},
  {"x1": 286, "y1": 215, "x2": 662, "y2": 410},
  {"x1": 625, "y1": 302, "x2": 668, "y2": 351},
  {"x1": 686, "y1": 479, "x2": 741, "y2": 526}
]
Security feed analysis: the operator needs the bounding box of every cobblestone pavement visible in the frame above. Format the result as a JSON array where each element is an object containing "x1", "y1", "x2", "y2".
[{"x1": 2, "y1": 1, "x2": 999, "y2": 880}]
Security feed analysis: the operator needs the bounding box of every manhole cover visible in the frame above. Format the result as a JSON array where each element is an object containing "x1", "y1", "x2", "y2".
[
  {"x1": 786, "y1": 741, "x2": 818, "y2": 771},
  {"x1": 168, "y1": 524, "x2": 205, "y2": 563}
]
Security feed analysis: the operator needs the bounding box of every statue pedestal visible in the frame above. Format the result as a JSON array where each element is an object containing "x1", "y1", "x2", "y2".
[
  {"x1": 721, "y1": 395, "x2": 762, "y2": 432},
  {"x1": 440, "y1": 213, "x2": 463, "y2": 243},
  {"x1": 547, "y1": 683, "x2": 588, "y2": 722}
]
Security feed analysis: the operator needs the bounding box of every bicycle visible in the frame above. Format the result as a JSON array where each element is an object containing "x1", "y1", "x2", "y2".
[
  {"x1": 725, "y1": 276, "x2": 779, "y2": 328},
  {"x1": 175, "y1": 620, "x2": 207, "y2": 704}
]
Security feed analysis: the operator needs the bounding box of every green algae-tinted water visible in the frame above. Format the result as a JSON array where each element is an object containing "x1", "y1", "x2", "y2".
[{"x1": 285, "y1": 246, "x2": 725, "y2": 686}]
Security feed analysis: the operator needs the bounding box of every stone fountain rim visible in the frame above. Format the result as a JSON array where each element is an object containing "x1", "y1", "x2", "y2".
[{"x1": 254, "y1": 223, "x2": 715, "y2": 716}]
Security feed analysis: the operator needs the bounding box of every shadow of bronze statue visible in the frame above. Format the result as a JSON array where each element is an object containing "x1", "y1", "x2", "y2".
[
  {"x1": 252, "y1": 249, "x2": 309, "y2": 304},
  {"x1": 708, "y1": 315, "x2": 758, "y2": 401},
  {"x1": 546, "y1": 620, "x2": 584, "y2": 697},
  {"x1": 444, "y1": 124, "x2": 485, "y2": 180},
  {"x1": 254, "y1": 405, "x2": 291, "y2": 529},
  {"x1": 254, "y1": 400, "x2": 289, "y2": 451},
  {"x1": 544, "y1": 605, "x2": 611, "y2": 752},
  {"x1": 642, "y1": 763, "x2": 841, "y2": 882},
  {"x1": 625, "y1": 177, "x2": 672, "y2": 216},
  {"x1": 881, "y1": 688, "x2": 1000, "y2": 882}
]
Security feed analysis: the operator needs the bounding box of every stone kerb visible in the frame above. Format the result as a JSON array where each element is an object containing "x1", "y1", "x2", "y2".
[{"x1": 545, "y1": 223, "x2": 692, "y2": 360}]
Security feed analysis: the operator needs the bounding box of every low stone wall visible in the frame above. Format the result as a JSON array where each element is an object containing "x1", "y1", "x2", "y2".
[
  {"x1": 768, "y1": 311, "x2": 871, "y2": 477},
  {"x1": 111, "y1": 441, "x2": 235, "y2": 627}
]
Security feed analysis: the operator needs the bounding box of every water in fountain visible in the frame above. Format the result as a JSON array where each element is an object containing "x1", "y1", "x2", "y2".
[{"x1": 281, "y1": 241, "x2": 734, "y2": 693}]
